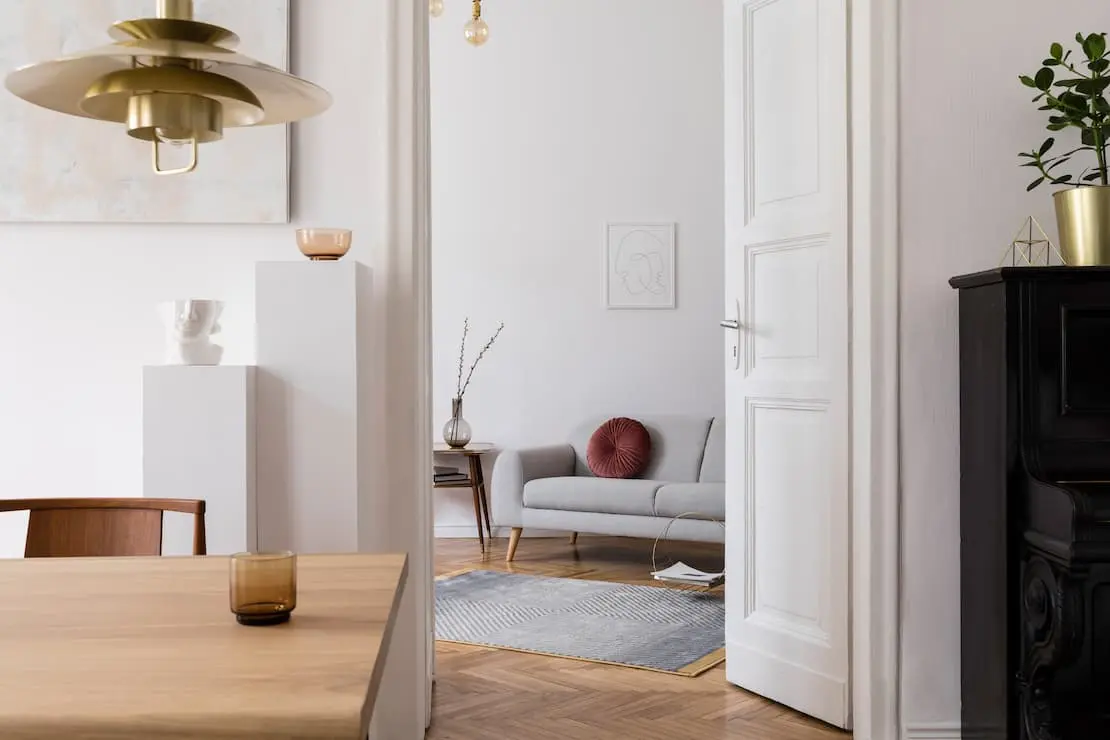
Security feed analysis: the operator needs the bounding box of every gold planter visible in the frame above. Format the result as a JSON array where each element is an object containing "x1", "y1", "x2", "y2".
[{"x1": 1054, "y1": 186, "x2": 1110, "y2": 265}]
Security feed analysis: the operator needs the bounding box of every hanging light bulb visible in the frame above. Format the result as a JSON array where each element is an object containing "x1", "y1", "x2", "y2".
[
  {"x1": 464, "y1": 0, "x2": 489, "y2": 47},
  {"x1": 429, "y1": 0, "x2": 445, "y2": 18}
]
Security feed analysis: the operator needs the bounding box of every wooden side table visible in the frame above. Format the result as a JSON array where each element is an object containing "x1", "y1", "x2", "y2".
[{"x1": 433, "y1": 443, "x2": 495, "y2": 550}]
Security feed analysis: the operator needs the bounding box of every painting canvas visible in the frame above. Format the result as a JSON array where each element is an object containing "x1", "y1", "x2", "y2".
[
  {"x1": 605, "y1": 222, "x2": 676, "y2": 309},
  {"x1": 0, "y1": 0, "x2": 289, "y2": 223}
]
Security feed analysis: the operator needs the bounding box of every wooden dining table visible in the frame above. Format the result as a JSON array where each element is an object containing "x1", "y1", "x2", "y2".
[{"x1": 0, "y1": 552, "x2": 408, "y2": 739}]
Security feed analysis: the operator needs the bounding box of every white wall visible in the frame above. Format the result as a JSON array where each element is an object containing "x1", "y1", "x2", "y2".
[
  {"x1": 429, "y1": 0, "x2": 725, "y2": 533},
  {"x1": 900, "y1": 0, "x2": 1104, "y2": 732},
  {"x1": 0, "y1": 1, "x2": 386, "y2": 556}
]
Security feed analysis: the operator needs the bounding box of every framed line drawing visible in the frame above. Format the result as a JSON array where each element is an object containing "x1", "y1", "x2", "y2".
[{"x1": 604, "y1": 222, "x2": 676, "y2": 309}]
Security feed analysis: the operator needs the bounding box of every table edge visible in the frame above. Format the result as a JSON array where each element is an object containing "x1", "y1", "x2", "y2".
[{"x1": 358, "y1": 553, "x2": 410, "y2": 735}]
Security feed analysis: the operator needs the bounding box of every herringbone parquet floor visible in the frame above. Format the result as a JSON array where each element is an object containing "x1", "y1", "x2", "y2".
[{"x1": 429, "y1": 535, "x2": 851, "y2": 740}]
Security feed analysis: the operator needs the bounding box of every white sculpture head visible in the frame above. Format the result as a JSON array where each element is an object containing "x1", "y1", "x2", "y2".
[{"x1": 159, "y1": 300, "x2": 224, "y2": 365}]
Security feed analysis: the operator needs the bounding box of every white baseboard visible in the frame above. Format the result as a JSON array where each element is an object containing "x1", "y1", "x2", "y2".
[
  {"x1": 904, "y1": 723, "x2": 961, "y2": 740},
  {"x1": 434, "y1": 525, "x2": 567, "y2": 538}
]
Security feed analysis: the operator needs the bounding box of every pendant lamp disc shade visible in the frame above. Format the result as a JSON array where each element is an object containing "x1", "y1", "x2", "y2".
[
  {"x1": 3, "y1": 5, "x2": 331, "y2": 175},
  {"x1": 5, "y1": 37, "x2": 331, "y2": 126}
]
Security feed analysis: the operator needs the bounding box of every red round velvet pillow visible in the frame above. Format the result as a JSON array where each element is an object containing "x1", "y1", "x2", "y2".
[{"x1": 586, "y1": 417, "x2": 652, "y2": 479}]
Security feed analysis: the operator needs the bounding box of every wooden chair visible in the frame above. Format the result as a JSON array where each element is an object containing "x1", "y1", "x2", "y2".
[{"x1": 0, "y1": 498, "x2": 206, "y2": 557}]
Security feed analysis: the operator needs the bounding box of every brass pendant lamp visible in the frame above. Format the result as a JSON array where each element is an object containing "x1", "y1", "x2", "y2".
[{"x1": 4, "y1": 0, "x2": 331, "y2": 175}]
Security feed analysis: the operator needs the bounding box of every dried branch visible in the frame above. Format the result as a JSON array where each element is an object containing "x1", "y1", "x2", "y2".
[
  {"x1": 454, "y1": 317, "x2": 469, "y2": 398},
  {"x1": 459, "y1": 321, "x2": 504, "y2": 398}
]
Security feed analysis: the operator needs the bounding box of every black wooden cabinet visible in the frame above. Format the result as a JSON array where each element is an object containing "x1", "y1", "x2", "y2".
[{"x1": 952, "y1": 267, "x2": 1110, "y2": 740}]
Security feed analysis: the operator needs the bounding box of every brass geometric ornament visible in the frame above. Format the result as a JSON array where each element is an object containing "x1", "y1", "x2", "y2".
[
  {"x1": 4, "y1": 0, "x2": 331, "y2": 176},
  {"x1": 998, "y1": 216, "x2": 1067, "y2": 267}
]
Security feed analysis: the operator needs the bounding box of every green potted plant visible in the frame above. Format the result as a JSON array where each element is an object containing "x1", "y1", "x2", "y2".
[{"x1": 1020, "y1": 32, "x2": 1110, "y2": 265}]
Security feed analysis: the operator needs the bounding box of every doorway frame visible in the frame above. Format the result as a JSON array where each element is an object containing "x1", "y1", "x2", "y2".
[
  {"x1": 848, "y1": 0, "x2": 901, "y2": 737},
  {"x1": 393, "y1": 0, "x2": 903, "y2": 735},
  {"x1": 381, "y1": 0, "x2": 434, "y2": 734}
]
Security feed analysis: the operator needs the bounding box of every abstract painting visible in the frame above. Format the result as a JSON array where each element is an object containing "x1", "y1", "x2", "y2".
[
  {"x1": 0, "y1": 0, "x2": 289, "y2": 223},
  {"x1": 605, "y1": 222, "x2": 676, "y2": 309}
]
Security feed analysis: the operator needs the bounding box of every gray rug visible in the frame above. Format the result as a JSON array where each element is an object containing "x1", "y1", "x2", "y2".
[{"x1": 435, "y1": 569, "x2": 725, "y2": 675}]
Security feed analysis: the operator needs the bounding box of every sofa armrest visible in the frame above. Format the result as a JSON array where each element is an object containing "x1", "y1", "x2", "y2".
[{"x1": 490, "y1": 444, "x2": 576, "y2": 527}]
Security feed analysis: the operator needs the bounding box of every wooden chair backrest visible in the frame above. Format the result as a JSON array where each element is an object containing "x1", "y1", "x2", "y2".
[{"x1": 0, "y1": 498, "x2": 206, "y2": 558}]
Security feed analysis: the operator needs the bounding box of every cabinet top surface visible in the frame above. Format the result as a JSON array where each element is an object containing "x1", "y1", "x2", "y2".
[{"x1": 950, "y1": 266, "x2": 1110, "y2": 290}]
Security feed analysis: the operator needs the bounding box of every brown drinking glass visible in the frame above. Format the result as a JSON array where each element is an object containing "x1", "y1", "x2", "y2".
[{"x1": 229, "y1": 551, "x2": 297, "y2": 626}]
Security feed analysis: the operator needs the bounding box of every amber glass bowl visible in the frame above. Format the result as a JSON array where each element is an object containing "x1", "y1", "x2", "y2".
[
  {"x1": 229, "y1": 551, "x2": 297, "y2": 626},
  {"x1": 296, "y1": 228, "x2": 352, "y2": 261}
]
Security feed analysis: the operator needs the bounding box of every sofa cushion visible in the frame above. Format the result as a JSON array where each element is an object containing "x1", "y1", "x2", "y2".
[
  {"x1": 569, "y1": 416, "x2": 712, "y2": 483},
  {"x1": 586, "y1": 417, "x2": 652, "y2": 478},
  {"x1": 699, "y1": 418, "x2": 726, "y2": 482},
  {"x1": 523, "y1": 477, "x2": 662, "y2": 517},
  {"x1": 654, "y1": 483, "x2": 726, "y2": 521}
]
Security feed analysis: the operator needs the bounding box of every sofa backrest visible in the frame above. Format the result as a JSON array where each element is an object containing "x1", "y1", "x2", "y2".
[{"x1": 568, "y1": 415, "x2": 714, "y2": 483}]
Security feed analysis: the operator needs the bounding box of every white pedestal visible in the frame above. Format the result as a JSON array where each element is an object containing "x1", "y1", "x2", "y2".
[
  {"x1": 255, "y1": 261, "x2": 375, "y2": 553},
  {"x1": 142, "y1": 366, "x2": 257, "y2": 556}
]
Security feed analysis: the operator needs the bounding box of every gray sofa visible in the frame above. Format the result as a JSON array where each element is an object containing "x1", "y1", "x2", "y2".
[{"x1": 491, "y1": 415, "x2": 725, "y2": 561}]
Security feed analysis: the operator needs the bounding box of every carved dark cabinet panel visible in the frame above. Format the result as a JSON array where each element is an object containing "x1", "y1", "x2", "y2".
[{"x1": 952, "y1": 268, "x2": 1110, "y2": 740}]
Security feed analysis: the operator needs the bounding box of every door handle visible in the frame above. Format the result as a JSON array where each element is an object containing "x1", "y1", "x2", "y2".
[{"x1": 720, "y1": 319, "x2": 741, "y2": 330}]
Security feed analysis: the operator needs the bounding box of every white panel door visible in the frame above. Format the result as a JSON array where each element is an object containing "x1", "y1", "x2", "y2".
[{"x1": 722, "y1": 0, "x2": 851, "y2": 728}]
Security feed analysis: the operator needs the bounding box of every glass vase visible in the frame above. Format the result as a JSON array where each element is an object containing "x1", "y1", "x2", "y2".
[{"x1": 442, "y1": 397, "x2": 472, "y2": 448}]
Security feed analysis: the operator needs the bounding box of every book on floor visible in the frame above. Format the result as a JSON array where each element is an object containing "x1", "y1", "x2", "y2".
[{"x1": 651, "y1": 561, "x2": 725, "y2": 588}]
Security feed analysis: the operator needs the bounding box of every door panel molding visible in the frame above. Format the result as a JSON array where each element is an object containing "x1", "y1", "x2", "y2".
[
  {"x1": 743, "y1": 0, "x2": 822, "y2": 223},
  {"x1": 743, "y1": 234, "x2": 829, "y2": 376},
  {"x1": 744, "y1": 398, "x2": 832, "y2": 641}
]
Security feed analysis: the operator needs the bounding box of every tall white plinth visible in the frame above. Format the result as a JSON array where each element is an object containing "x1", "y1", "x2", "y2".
[
  {"x1": 142, "y1": 365, "x2": 257, "y2": 555},
  {"x1": 255, "y1": 261, "x2": 375, "y2": 553}
]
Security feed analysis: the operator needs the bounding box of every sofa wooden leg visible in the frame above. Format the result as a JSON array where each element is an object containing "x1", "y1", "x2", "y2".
[
  {"x1": 569, "y1": 532, "x2": 578, "y2": 545},
  {"x1": 506, "y1": 527, "x2": 523, "y2": 562}
]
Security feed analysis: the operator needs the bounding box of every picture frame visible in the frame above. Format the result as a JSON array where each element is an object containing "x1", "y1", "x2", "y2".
[{"x1": 604, "y1": 222, "x2": 677, "y2": 310}]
